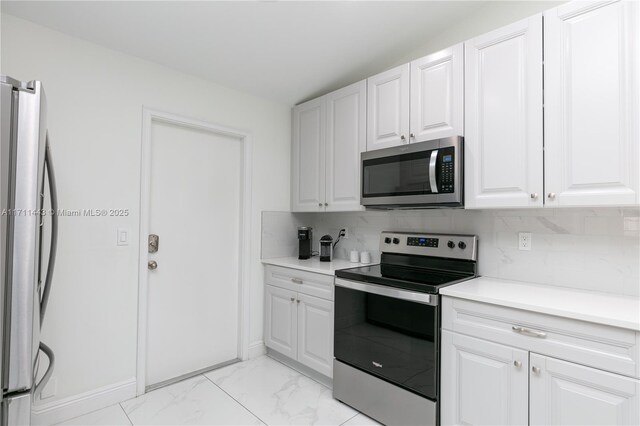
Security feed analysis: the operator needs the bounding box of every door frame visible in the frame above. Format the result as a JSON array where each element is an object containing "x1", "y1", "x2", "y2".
[{"x1": 136, "y1": 107, "x2": 253, "y2": 396}]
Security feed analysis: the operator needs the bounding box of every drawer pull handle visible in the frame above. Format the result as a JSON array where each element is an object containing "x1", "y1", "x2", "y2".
[
  {"x1": 512, "y1": 326, "x2": 547, "y2": 338},
  {"x1": 291, "y1": 278, "x2": 303, "y2": 284}
]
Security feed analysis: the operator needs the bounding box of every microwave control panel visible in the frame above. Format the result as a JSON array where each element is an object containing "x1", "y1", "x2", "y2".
[{"x1": 439, "y1": 147, "x2": 455, "y2": 193}]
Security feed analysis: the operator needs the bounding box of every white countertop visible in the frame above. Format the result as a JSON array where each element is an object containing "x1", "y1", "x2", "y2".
[
  {"x1": 441, "y1": 277, "x2": 640, "y2": 331},
  {"x1": 261, "y1": 256, "x2": 373, "y2": 276}
]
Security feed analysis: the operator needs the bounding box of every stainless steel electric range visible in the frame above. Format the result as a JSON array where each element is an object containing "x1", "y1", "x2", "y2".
[{"x1": 333, "y1": 231, "x2": 478, "y2": 426}]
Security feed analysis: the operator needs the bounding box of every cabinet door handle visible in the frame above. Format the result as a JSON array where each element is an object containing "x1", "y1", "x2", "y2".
[
  {"x1": 530, "y1": 193, "x2": 538, "y2": 200},
  {"x1": 290, "y1": 297, "x2": 295, "y2": 302},
  {"x1": 297, "y1": 299, "x2": 301, "y2": 304},
  {"x1": 324, "y1": 202, "x2": 328, "y2": 206},
  {"x1": 318, "y1": 203, "x2": 323, "y2": 207},
  {"x1": 291, "y1": 278, "x2": 303, "y2": 284},
  {"x1": 514, "y1": 360, "x2": 522, "y2": 368},
  {"x1": 532, "y1": 366, "x2": 541, "y2": 375},
  {"x1": 512, "y1": 326, "x2": 547, "y2": 338},
  {"x1": 401, "y1": 135, "x2": 407, "y2": 144},
  {"x1": 548, "y1": 192, "x2": 556, "y2": 200}
]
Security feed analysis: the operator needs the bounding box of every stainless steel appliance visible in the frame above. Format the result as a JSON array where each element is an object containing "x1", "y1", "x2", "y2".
[
  {"x1": 333, "y1": 231, "x2": 477, "y2": 425},
  {"x1": 361, "y1": 136, "x2": 463, "y2": 209},
  {"x1": 319, "y1": 234, "x2": 333, "y2": 262},
  {"x1": 297, "y1": 227, "x2": 312, "y2": 260},
  {"x1": 1, "y1": 76, "x2": 58, "y2": 425}
]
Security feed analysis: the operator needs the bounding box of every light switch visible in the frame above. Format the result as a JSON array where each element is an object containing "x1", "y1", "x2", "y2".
[{"x1": 117, "y1": 228, "x2": 129, "y2": 246}]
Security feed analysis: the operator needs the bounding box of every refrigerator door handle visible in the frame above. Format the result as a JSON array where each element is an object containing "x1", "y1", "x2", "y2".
[
  {"x1": 33, "y1": 341, "x2": 54, "y2": 398},
  {"x1": 40, "y1": 134, "x2": 57, "y2": 325}
]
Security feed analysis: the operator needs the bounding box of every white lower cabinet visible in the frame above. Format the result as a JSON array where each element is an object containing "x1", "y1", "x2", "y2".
[
  {"x1": 441, "y1": 331, "x2": 528, "y2": 426},
  {"x1": 264, "y1": 285, "x2": 297, "y2": 359},
  {"x1": 297, "y1": 294, "x2": 334, "y2": 377},
  {"x1": 264, "y1": 266, "x2": 334, "y2": 378},
  {"x1": 442, "y1": 298, "x2": 640, "y2": 426},
  {"x1": 530, "y1": 354, "x2": 640, "y2": 426}
]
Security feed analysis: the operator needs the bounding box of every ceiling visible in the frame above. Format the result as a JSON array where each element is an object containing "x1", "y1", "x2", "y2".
[{"x1": 2, "y1": 1, "x2": 492, "y2": 105}]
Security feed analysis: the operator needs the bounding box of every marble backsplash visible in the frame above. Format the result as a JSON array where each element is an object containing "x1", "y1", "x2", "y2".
[{"x1": 262, "y1": 208, "x2": 640, "y2": 297}]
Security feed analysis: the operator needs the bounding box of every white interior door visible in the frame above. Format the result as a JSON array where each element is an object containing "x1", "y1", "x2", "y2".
[{"x1": 145, "y1": 119, "x2": 241, "y2": 388}]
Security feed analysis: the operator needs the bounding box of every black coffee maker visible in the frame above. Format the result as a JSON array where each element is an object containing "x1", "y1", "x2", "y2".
[{"x1": 298, "y1": 227, "x2": 312, "y2": 260}]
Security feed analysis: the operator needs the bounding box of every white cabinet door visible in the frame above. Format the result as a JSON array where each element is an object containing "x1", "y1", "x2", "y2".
[
  {"x1": 544, "y1": 1, "x2": 639, "y2": 207},
  {"x1": 325, "y1": 80, "x2": 366, "y2": 212},
  {"x1": 265, "y1": 285, "x2": 297, "y2": 360},
  {"x1": 464, "y1": 15, "x2": 544, "y2": 209},
  {"x1": 530, "y1": 354, "x2": 640, "y2": 426},
  {"x1": 441, "y1": 331, "x2": 528, "y2": 426},
  {"x1": 297, "y1": 293, "x2": 334, "y2": 378},
  {"x1": 410, "y1": 43, "x2": 464, "y2": 142},
  {"x1": 367, "y1": 64, "x2": 410, "y2": 151},
  {"x1": 292, "y1": 97, "x2": 325, "y2": 212}
]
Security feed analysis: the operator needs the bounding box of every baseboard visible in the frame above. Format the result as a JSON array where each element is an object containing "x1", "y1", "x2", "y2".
[
  {"x1": 266, "y1": 348, "x2": 332, "y2": 389},
  {"x1": 248, "y1": 341, "x2": 266, "y2": 359},
  {"x1": 31, "y1": 377, "x2": 136, "y2": 426}
]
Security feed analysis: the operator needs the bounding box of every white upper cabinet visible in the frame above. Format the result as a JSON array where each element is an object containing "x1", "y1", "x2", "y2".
[
  {"x1": 410, "y1": 43, "x2": 464, "y2": 143},
  {"x1": 465, "y1": 15, "x2": 544, "y2": 209},
  {"x1": 292, "y1": 97, "x2": 325, "y2": 212},
  {"x1": 291, "y1": 81, "x2": 365, "y2": 213},
  {"x1": 367, "y1": 64, "x2": 410, "y2": 151},
  {"x1": 530, "y1": 354, "x2": 640, "y2": 426},
  {"x1": 325, "y1": 81, "x2": 366, "y2": 212},
  {"x1": 544, "y1": 0, "x2": 640, "y2": 207}
]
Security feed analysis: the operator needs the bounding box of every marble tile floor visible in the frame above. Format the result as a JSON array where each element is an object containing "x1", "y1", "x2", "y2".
[{"x1": 57, "y1": 355, "x2": 381, "y2": 426}]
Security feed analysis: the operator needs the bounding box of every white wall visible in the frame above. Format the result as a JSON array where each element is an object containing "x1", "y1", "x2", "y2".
[
  {"x1": 263, "y1": 208, "x2": 640, "y2": 297},
  {"x1": 0, "y1": 13, "x2": 291, "y2": 408}
]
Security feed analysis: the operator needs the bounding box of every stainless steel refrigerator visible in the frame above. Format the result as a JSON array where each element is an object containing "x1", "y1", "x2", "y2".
[{"x1": 1, "y1": 76, "x2": 58, "y2": 425}]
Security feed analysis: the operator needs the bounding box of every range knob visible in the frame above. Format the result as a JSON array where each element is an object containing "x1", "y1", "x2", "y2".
[
  {"x1": 392, "y1": 238, "x2": 400, "y2": 244},
  {"x1": 458, "y1": 241, "x2": 467, "y2": 250},
  {"x1": 384, "y1": 237, "x2": 392, "y2": 244},
  {"x1": 447, "y1": 241, "x2": 455, "y2": 249}
]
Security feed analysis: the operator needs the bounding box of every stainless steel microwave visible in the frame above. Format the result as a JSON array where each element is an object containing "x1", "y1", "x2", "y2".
[{"x1": 361, "y1": 136, "x2": 463, "y2": 209}]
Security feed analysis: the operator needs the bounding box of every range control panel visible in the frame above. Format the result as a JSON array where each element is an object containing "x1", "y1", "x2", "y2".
[
  {"x1": 407, "y1": 236, "x2": 439, "y2": 248},
  {"x1": 380, "y1": 231, "x2": 478, "y2": 261}
]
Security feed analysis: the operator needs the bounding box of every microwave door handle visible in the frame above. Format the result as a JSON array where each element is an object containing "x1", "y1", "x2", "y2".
[{"x1": 429, "y1": 150, "x2": 438, "y2": 193}]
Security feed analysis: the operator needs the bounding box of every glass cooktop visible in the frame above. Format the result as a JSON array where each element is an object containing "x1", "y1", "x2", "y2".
[{"x1": 335, "y1": 263, "x2": 475, "y2": 294}]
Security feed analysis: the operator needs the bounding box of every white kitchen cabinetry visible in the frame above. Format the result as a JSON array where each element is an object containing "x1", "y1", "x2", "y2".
[
  {"x1": 530, "y1": 354, "x2": 640, "y2": 426},
  {"x1": 441, "y1": 331, "x2": 528, "y2": 426},
  {"x1": 410, "y1": 43, "x2": 464, "y2": 143},
  {"x1": 325, "y1": 81, "x2": 367, "y2": 211},
  {"x1": 291, "y1": 81, "x2": 366, "y2": 212},
  {"x1": 367, "y1": 64, "x2": 410, "y2": 151},
  {"x1": 466, "y1": 2, "x2": 639, "y2": 210},
  {"x1": 441, "y1": 296, "x2": 640, "y2": 426},
  {"x1": 464, "y1": 15, "x2": 544, "y2": 209},
  {"x1": 296, "y1": 293, "x2": 334, "y2": 377},
  {"x1": 264, "y1": 285, "x2": 297, "y2": 359},
  {"x1": 544, "y1": 0, "x2": 640, "y2": 207},
  {"x1": 292, "y1": 97, "x2": 325, "y2": 212},
  {"x1": 264, "y1": 265, "x2": 334, "y2": 378}
]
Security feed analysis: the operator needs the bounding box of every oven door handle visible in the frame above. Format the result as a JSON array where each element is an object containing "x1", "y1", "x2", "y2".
[{"x1": 334, "y1": 278, "x2": 438, "y2": 306}]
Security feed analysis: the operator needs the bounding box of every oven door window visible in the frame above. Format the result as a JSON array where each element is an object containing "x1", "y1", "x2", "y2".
[
  {"x1": 334, "y1": 286, "x2": 438, "y2": 400},
  {"x1": 362, "y1": 150, "x2": 433, "y2": 198}
]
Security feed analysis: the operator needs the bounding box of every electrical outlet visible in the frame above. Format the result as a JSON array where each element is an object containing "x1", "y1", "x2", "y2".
[
  {"x1": 518, "y1": 232, "x2": 532, "y2": 251},
  {"x1": 343, "y1": 228, "x2": 349, "y2": 239}
]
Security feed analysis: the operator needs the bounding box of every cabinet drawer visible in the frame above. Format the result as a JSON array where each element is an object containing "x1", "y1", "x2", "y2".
[
  {"x1": 265, "y1": 265, "x2": 334, "y2": 301},
  {"x1": 442, "y1": 297, "x2": 640, "y2": 379}
]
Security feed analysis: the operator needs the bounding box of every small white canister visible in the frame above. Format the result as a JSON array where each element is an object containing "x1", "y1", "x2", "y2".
[
  {"x1": 360, "y1": 251, "x2": 371, "y2": 264},
  {"x1": 350, "y1": 250, "x2": 360, "y2": 263}
]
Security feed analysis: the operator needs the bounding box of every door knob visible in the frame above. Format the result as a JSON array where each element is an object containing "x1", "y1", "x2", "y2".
[{"x1": 148, "y1": 260, "x2": 158, "y2": 270}]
